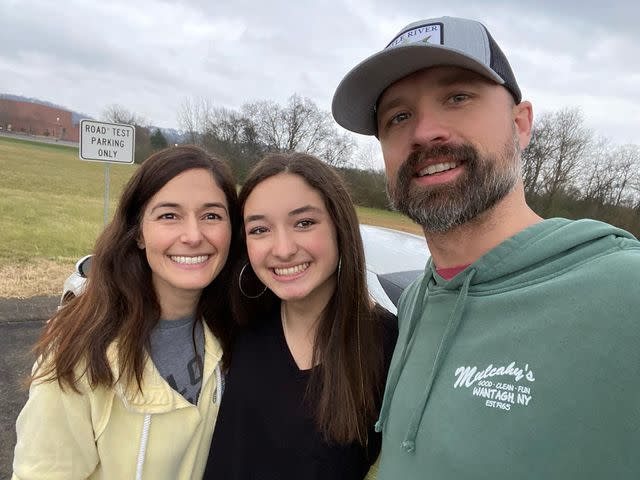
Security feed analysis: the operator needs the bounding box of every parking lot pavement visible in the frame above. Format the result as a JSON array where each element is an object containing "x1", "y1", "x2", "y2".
[
  {"x1": 0, "y1": 319, "x2": 45, "y2": 479},
  {"x1": 0, "y1": 297, "x2": 56, "y2": 478},
  {"x1": 0, "y1": 296, "x2": 59, "y2": 323}
]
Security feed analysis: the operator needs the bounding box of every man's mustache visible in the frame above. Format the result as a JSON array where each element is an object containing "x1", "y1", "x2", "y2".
[{"x1": 399, "y1": 144, "x2": 477, "y2": 180}]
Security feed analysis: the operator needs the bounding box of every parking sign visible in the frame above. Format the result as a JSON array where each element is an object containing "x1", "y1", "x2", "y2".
[{"x1": 79, "y1": 119, "x2": 135, "y2": 164}]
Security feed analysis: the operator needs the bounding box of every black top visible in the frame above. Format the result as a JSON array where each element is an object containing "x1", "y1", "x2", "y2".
[{"x1": 204, "y1": 305, "x2": 398, "y2": 480}]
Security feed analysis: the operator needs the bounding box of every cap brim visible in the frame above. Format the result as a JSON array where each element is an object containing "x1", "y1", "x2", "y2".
[{"x1": 332, "y1": 44, "x2": 505, "y2": 135}]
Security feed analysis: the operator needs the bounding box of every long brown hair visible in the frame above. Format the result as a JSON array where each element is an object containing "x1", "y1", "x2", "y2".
[
  {"x1": 233, "y1": 152, "x2": 384, "y2": 446},
  {"x1": 32, "y1": 145, "x2": 239, "y2": 392}
]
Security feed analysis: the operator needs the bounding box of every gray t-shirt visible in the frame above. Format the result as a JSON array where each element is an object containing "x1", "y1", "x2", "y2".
[{"x1": 149, "y1": 315, "x2": 205, "y2": 405}]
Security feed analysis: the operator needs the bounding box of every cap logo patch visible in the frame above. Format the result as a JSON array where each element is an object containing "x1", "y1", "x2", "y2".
[{"x1": 386, "y1": 23, "x2": 443, "y2": 49}]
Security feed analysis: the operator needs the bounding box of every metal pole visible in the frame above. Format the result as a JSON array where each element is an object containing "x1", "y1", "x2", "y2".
[{"x1": 104, "y1": 163, "x2": 110, "y2": 226}]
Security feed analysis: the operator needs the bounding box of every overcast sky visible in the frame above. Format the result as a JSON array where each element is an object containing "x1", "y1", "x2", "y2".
[{"x1": 1, "y1": 0, "x2": 638, "y2": 167}]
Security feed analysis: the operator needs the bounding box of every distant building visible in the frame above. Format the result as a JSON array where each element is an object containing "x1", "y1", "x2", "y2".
[{"x1": 0, "y1": 98, "x2": 79, "y2": 142}]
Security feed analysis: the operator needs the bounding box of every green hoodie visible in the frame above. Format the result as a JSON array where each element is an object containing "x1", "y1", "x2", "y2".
[{"x1": 376, "y1": 218, "x2": 640, "y2": 480}]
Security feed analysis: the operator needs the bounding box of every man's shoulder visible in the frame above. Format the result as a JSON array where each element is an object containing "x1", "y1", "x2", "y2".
[
  {"x1": 584, "y1": 240, "x2": 640, "y2": 276},
  {"x1": 563, "y1": 243, "x2": 640, "y2": 314},
  {"x1": 397, "y1": 274, "x2": 427, "y2": 318},
  {"x1": 546, "y1": 219, "x2": 640, "y2": 278}
]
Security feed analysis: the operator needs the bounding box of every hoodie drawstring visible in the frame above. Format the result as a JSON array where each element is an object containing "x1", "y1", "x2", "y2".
[
  {"x1": 136, "y1": 413, "x2": 152, "y2": 480},
  {"x1": 133, "y1": 363, "x2": 222, "y2": 479},
  {"x1": 375, "y1": 275, "x2": 432, "y2": 433},
  {"x1": 400, "y1": 268, "x2": 476, "y2": 452},
  {"x1": 212, "y1": 363, "x2": 223, "y2": 405}
]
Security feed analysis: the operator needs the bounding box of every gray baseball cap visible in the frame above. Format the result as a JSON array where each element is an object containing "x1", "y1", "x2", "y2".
[{"x1": 332, "y1": 16, "x2": 521, "y2": 135}]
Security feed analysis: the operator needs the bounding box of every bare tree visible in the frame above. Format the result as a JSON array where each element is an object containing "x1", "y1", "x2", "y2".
[
  {"x1": 206, "y1": 107, "x2": 264, "y2": 177},
  {"x1": 207, "y1": 107, "x2": 249, "y2": 145},
  {"x1": 522, "y1": 113, "x2": 558, "y2": 197},
  {"x1": 580, "y1": 137, "x2": 616, "y2": 205},
  {"x1": 177, "y1": 99, "x2": 264, "y2": 179},
  {"x1": 534, "y1": 108, "x2": 592, "y2": 213},
  {"x1": 103, "y1": 104, "x2": 145, "y2": 126},
  {"x1": 242, "y1": 94, "x2": 355, "y2": 168},
  {"x1": 102, "y1": 104, "x2": 151, "y2": 164},
  {"x1": 629, "y1": 148, "x2": 640, "y2": 211},
  {"x1": 579, "y1": 141, "x2": 640, "y2": 209},
  {"x1": 609, "y1": 144, "x2": 640, "y2": 208},
  {"x1": 353, "y1": 141, "x2": 384, "y2": 172},
  {"x1": 177, "y1": 97, "x2": 215, "y2": 144}
]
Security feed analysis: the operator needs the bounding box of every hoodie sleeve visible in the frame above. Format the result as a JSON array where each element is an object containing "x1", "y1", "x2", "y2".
[{"x1": 12, "y1": 369, "x2": 99, "y2": 480}]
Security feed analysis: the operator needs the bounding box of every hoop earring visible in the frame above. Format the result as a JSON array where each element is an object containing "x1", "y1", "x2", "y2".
[{"x1": 239, "y1": 263, "x2": 267, "y2": 299}]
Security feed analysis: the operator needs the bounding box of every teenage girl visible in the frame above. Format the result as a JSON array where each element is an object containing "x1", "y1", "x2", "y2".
[{"x1": 204, "y1": 152, "x2": 397, "y2": 479}]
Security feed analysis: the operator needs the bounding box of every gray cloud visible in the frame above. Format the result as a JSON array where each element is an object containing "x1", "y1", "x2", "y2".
[{"x1": 0, "y1": 0, "x2": 637, "y2": 149}]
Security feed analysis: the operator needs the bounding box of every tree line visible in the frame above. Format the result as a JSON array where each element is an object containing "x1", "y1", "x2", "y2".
[
  {"x1": 104, "y1": 100, "x2": 640, "y2": 237},
  {"x1": 522, "y1": 107, "x2": 640, "y2": 236},
  {"x1": 176, "y1": 95, "x2": 354, "y2": 180}
]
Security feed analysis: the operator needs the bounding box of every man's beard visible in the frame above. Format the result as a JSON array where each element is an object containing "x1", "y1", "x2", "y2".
[{"x1": 386, "y1": 135, "x2": 521, "y2": 233}]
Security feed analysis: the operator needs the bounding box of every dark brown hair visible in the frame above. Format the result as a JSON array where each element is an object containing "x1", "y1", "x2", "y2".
[
  {"x1": 32, "y1": 145, "x2": 239, "y2": 391},
  {"x1": 233, "y1": 152, "x2": 384, "y2": 446}
]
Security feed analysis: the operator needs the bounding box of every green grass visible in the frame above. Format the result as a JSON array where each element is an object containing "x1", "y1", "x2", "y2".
[
  {"x1": 356, "y1": 206, "x2": 422, "y2": 235},
  {"x1": 0, "y1": 136, "x2": 135, "y2": 262}
]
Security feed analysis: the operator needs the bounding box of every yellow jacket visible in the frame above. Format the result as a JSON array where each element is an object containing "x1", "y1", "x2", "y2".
[{"x1": 13, "y1": 323, "x2": 223, "y2": 480}]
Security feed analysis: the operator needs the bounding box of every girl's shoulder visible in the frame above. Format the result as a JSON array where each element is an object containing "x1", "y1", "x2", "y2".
[
  {"x1": 372, "y1": 304, "x2": 398, "y2": 365},
  {"x1": 373, "y1": 304, "x2": 398, "y2": 336}
]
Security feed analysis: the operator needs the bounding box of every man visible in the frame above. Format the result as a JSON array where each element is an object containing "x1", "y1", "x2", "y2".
[{"x1": 333, "y1": 16, "x2": 640, "y2": 479}]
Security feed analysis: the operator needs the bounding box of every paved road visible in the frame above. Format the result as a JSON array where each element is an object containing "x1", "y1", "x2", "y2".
[
  {"x1": 0, "y1": 320, "x2": 45, "y2": 479},
  {"x1": 0, "y1": 297, "x2": 56, "y2": 479},
  {"x1": 0, "y1": 130, "x2": 79, "y2": 148},
  {"x1": 0, "y1": 296, "x2": 59, "y2": 323}
]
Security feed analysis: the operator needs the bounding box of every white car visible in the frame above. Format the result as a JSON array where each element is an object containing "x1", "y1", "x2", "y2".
[
  {"x1": 60, "y1": 254, "x2": 93, "y2": 307},
  {"x1": 359, "y1": 224, "x2": 429, "y2": 314},
  {"x1": 60, "y1": 225, "x2": 430, "y2": 314}
]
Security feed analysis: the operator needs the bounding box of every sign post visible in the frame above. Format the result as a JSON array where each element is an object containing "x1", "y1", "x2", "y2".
[
  {"x1": 79, "y1": 119, "x2": 135, "y2": 225},
  {"x1": 104, "y1": 164, "x2": 110, "y2": 225}
]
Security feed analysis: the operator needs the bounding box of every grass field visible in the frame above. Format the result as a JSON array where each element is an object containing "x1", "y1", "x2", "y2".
[
  {"x1": 0, "y1": 135, "x2": 421, "y2": 298},
  {"x1": 0, "y1": 136, "x2": 135, "y2": 297},
  {"x1": 355, "y1": 206, "x2": 422, "y2": 235}
]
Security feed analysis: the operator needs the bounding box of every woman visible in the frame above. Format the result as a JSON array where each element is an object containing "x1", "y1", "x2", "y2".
[
  {"x1": 204, "y1": 152, "x2": 397, "y2": 479},
  {"x1": 12, "y1": 145, "x2": 239, "y2": 480}
]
